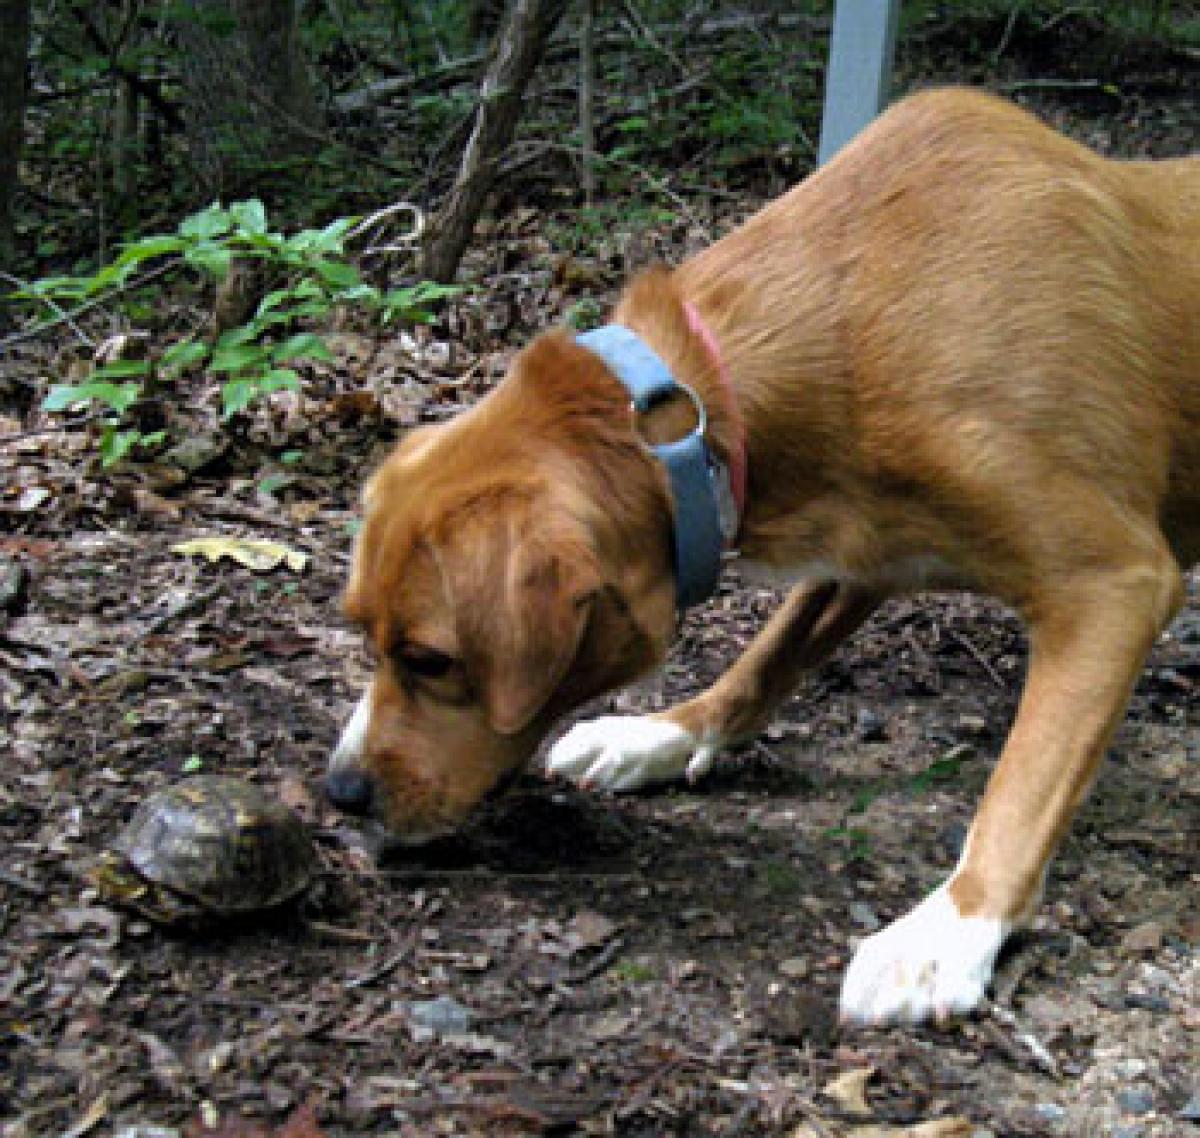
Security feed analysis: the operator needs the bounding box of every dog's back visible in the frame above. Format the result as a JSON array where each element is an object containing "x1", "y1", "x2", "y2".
[{"x1": 676, "y1": 88, "x2": 1200, "y2": 572}]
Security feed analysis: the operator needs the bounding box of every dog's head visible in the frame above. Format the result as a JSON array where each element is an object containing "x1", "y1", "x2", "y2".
[{"x1": 325, "y1": 334, "x2": 677, "y2": 841}]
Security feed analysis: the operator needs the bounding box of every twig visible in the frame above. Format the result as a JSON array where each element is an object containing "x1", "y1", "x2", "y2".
[
  {"x1": 199, "y1": 497, "x2": 312, "y2": 532},
  {"x1": 345, "y1": 931, "x2": 421, "y2": 988},
  {"x1": 0, "y1": 867, "x2": 47, "y2": 897},
  {"x1": 984, "y1": 999, "x2": 1062, "y2": 1078},
  {"x1": 141, "y1": 582, "x2": 224, "y2": 638},
  {"x1": 950, "y1": 630, "x2": 1006, "y2": 688},
  {"x1": 992, "y1": 2, "x2": 1024, "y2": 63},
  {"x1": 0, "y1": 261, "x2": 176, "y2": 351},
  {"x1": 347, "y1": 200, "x2": 425, "y2": 246},
  {"x1": 998, "y1": 78, "x2": 1118, "y2": 96},
  {"x1": 504, "y1": 140, "x2": 712, "y2": 242},
  {"x1": 304, "y1": 919, "x2": 375, "y2": 944},
  {"x1": 619, "y1": 0, "x2": 689, "y2": 75},
  {"x1": 0, "y1": 270, "x2": 94, "y2": 347},
  {"x1": 567, "y1": 934, "x2": 626, "y2": 983},
  {"x1": 0, "y1": 411, "x2": 110, "y2": 447}
]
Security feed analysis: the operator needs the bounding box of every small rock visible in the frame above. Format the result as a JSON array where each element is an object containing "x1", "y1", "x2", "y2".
[
  {"x1": 957, "y1": 713, "x2": 989, "y2": 736},
  {"x1": 587, "y1": 1011, "x2": 633, "y2": 1041},
  {"x1": 1179, "y1": 1092, "x2": 1200, "y2": 1122},
  {"x1": 940, "y1": 820, "x2": 970, "y2": 858},
  {"x1": 1112, "y1": 1127, "x2": 1144, "y2": 1138},
  {"x1": 204, "y1": 1041, "x2": 236, "y2": 1073},
  {"x1": 0, "y1": 556, "x2": 30, "y2": 615},
  {"x1": 760, "y1": 992, "x2": 835, "y2": 1047},
  {"x1": 164, "y1": 435, "x2": 226, "y2": 475},
  {"x1": 941, "y1": 741, "x2": 977, "y2": 763},
  {"x1": 1123, "y1": 991, "x2": 1170, "y2": 1013},
  {"x1": 779, "y1": 956, "x2": 809, "y2": 979},
  {"x1": 1121, "y1": 920, "x2": 1165, "y2": 954},
  {"x1": 1033, "y1": 1103, "x2": 1066, "y2": 1125},
  {"x1": 848, "y1": 902, "x2": 880, "y2": 931},
  {"x1": 407, "y1": 995, "x2": 474, "y2": 1035},
  {"x1": 1114, "y1": 1059, "x2": 1150, "y2": 1080},
  {"x1": 1116, "y1": 1087, "x2": 1154, "y2": 1116},
  {"x1": 114, "y1": 1129, "x2": 182, "y2": 1138},
  {"x1": 854, "y1": 708, "x2": 887, "y2": 741}
]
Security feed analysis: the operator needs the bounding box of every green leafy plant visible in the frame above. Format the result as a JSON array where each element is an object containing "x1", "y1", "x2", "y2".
[
  {"x1": 824, "y1": 825, "x2": 874, "y2": 863},
  {"x1": 22, "y1": 199, "x2": 457, "y2": 465},
  {"x1": 908, "y1": 745, "x2": 974, "y2": 794},
  {"x1": 609, "y1": 958, "x2": 658, "y2": 984}
]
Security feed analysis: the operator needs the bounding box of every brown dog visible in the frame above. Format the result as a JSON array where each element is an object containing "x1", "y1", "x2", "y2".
[{"x1": 327, "y1": 88, "x2": 1200, "y2": 1025}]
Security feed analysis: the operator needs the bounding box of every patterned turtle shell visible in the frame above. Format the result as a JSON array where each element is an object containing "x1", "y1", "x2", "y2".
[{"x1": 97, "y1": 775, "x2": 315, "y2": 921}]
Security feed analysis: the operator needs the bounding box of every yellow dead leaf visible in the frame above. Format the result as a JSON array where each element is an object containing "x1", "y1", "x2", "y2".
[
  {"x1": 792, "y1": 1116, "x2": 974, "y2": 1138},
  {"x1": 172, "y1": 536, "x2": 308, "y2": 574},
  {"x1": 823, "y1": 1066, "x2": 875, "y2": 1115},
  {"x1": 794, "y1": 1071, "x2": 974, "y2": 1138},
  {"x1": 62, "y1": 1094, "x2": 108, "y2": 1138}
]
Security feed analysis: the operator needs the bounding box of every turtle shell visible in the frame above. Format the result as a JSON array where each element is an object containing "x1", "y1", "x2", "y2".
[{"x1": 114, "y1": 775, "x2": 314, "y2": 916}]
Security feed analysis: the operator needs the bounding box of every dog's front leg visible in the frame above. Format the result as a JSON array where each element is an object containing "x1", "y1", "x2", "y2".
[
  {"x1": 547, "y1": 580, "x2": 883, "y2": 790},
  {"x1": 841, "y1": 554, "x2": 1184, "y2": 1025}
]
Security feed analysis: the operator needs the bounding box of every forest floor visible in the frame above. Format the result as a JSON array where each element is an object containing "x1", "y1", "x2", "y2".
[{"x1": 3, "y1": 12, "x2": 1199, "y2": 1138}]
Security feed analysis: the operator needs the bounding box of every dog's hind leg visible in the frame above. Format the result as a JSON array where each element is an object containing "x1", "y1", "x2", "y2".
[{"x1": 546, "y1": 580, "x2": 883, "y2": 790}]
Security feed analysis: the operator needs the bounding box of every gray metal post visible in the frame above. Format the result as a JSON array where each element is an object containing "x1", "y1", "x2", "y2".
[{"x1": 818, "y1": 0, "x2": 902, "y2": 165}]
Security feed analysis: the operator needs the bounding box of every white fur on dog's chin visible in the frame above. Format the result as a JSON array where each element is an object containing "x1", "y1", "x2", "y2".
[
  {"x1": 839, "y1": 883, "x2": 1008, "y2": 1025},
  {"x1": 330, "y1": 686, "x2": 372, "y2": 771},
  {"x1": 546, "y1": 715, "x2": 720, "y2": 790}
]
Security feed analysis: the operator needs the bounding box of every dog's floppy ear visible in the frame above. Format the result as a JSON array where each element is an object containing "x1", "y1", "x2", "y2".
[{"x1": 439, "y1": 503, "x2": 601, "y2": 736}]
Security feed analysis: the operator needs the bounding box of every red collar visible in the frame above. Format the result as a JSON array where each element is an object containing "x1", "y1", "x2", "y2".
[{"x1": 683, "y1": 302, "x2": 747, "y2": 529}]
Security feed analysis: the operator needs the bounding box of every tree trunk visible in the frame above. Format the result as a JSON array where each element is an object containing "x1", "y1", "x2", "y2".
[
  {"x1": 175, "y1": 0, "x2": 323, "y2": 195},
  {"x1": 421, "y1": 0, "x2": 570, "y2": 284},
  {"x1": 0, "y1": 0, "x2": 31, "y2": 271}
]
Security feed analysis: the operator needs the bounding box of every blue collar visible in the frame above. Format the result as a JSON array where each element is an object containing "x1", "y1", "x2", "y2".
[{"x1": 576, "y1": 324, "x2": 736, "y2": 610}]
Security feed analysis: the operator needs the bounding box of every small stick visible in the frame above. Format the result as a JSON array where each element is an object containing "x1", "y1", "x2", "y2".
[
  {"x1": 951, "y1": 630, "x2": 1007, "y2": 688},
  {"x1": 985, "y1": 999, "x2": 1062, "y2": 1078}
]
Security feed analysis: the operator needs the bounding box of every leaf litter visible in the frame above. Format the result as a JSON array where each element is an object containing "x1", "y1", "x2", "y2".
[{"x1": 3, "y1": 25, "x2": 1199, "y2": 1138}]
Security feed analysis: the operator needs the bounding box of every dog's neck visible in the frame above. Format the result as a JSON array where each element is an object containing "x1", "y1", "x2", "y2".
[
  {"x1": 610, "y1": 268, "x2": 748, "y2": 516},
  {"x1": 575, "y1": 316, "x2": 739, "y2": 608},
  {"x1": 682, "y1": 300, "x2": 747, "y2": 521}
]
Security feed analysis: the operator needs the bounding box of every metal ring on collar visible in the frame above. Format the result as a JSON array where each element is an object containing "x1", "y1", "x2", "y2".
[{"x1": 628, "y1": 378, "x2": 708, "y2": 449}]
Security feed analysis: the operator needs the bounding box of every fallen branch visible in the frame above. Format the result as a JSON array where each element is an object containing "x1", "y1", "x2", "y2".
[{"x1": 421, "y1": 0, "x2": 571, "y2": 283}]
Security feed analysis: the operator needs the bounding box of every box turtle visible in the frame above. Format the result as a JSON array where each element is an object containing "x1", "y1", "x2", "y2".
[{"x1": 91, "y1": 775, "x2": 315, "y2": 923}]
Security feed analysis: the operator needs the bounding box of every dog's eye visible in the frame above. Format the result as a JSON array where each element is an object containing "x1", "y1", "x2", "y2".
[{"x1": 397, "y1": 646, "x2": 455, "y2": 680}]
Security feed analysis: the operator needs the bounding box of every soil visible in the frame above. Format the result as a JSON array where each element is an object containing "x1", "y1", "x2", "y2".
[{"x1": 3, "y1": 13, "x2": 1199, "y2": 1138}]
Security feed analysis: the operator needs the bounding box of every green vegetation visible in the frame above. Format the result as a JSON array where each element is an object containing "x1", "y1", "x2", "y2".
[
  {"x1": 20, "y1": 199, "x2": 455, "y2": 464},
  {"x1": 609, "y1": 957, "x2": 658, "y2": 984},
  {"x1": 5, "y1": 1, "x2": 1194, "y2": 467}
]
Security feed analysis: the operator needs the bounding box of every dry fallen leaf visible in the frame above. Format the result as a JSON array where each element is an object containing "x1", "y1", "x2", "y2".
[
  {"x1": 823, "y1": 1066, "x2": 874, "y2": 1115},
  {"x1": 61, "y1": 1094, "x2": 107, "y2": 1138},
  {"x1": 172, "y1": 536, "x2": 309, "y2": 574},
  {"x1": 792, "y1": 1116, "x2": 974, "y2": 1137},
  {"x1": 567, "y1": 910, "x2": 619, "y2": 952},
  {"x1": 796, "y1": 1068, "x2": 974, "y2": 1137}
]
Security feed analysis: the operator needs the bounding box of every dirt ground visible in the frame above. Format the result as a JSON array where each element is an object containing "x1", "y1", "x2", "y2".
[{"x1": 3, "y1": 14, "x2": 1200, "y2": 1138}]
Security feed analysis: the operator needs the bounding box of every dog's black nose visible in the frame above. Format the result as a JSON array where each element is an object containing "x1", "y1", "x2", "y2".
[{"x1": 324, "y1": 768, "x2": 375, "y2": 816}]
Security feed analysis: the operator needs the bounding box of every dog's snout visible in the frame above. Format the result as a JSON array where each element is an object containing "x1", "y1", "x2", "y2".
[{"x1": 324, "y1": 767, "x2": 376, "y2": 816}]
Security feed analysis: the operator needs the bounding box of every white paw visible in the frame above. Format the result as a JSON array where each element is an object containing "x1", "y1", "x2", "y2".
[
  {"x1": 839, "y1": 884, "x2": 1008, "y2": 1026},
  {"x1": 330, "y1": 686, "x2": 371, "y2": 770},
  {"x1": 545, "y1": 715, "x2": 718, "y2": 791}
]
